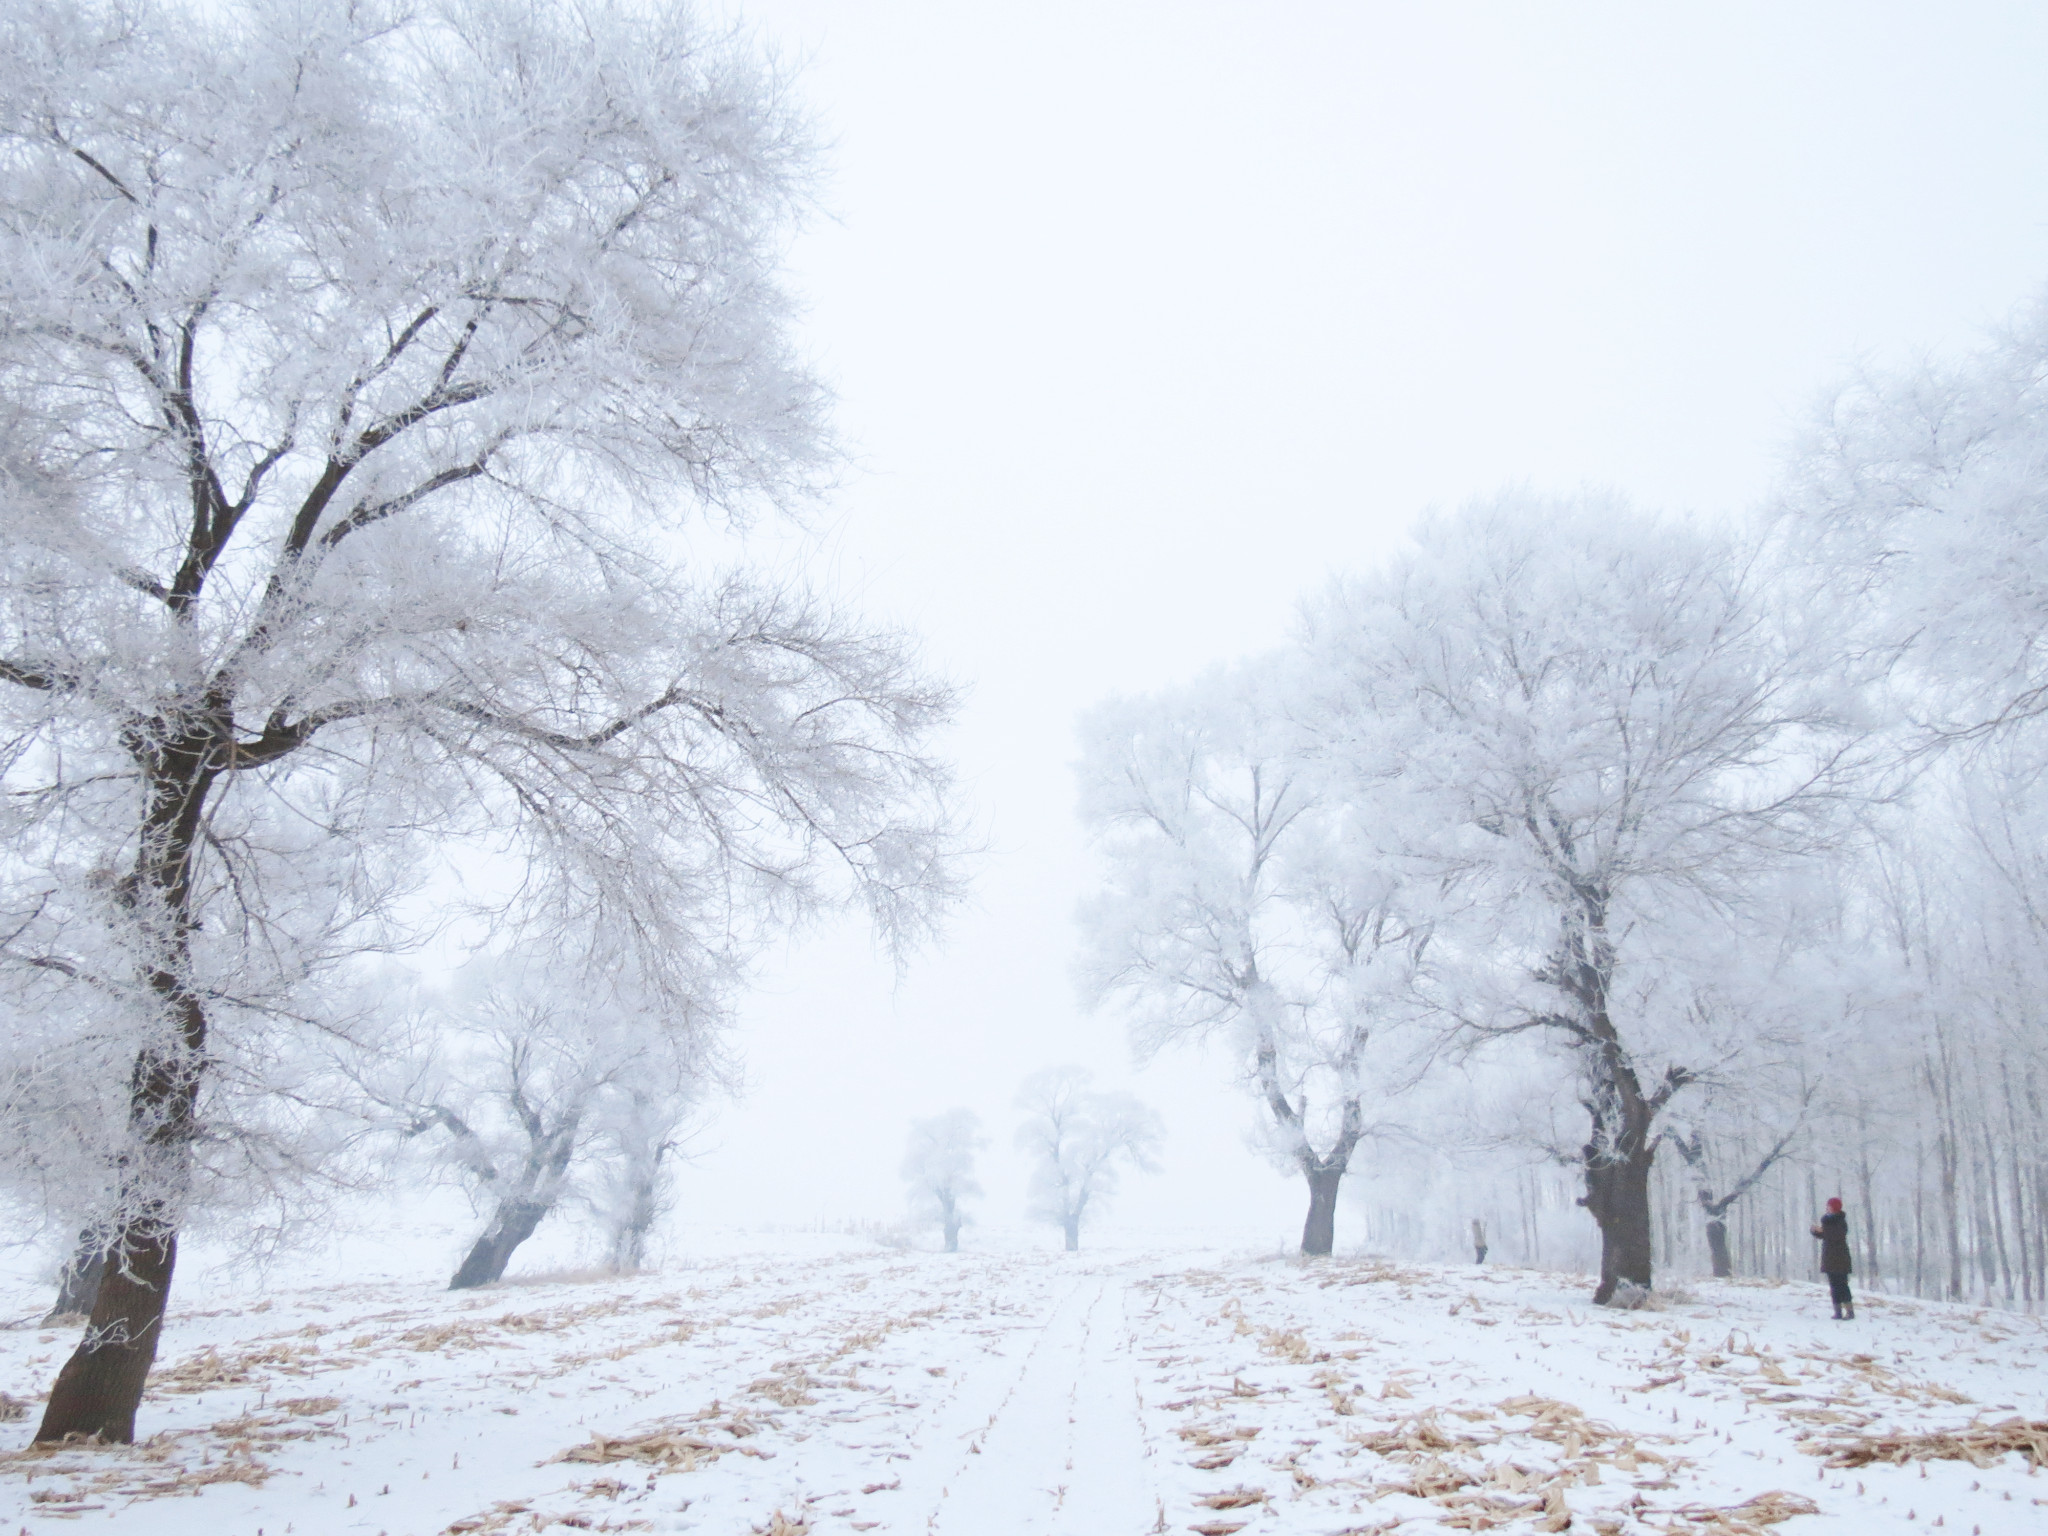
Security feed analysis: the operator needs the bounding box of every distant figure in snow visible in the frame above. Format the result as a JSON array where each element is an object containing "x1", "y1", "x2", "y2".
[
  {"x1": 1810, "y1": 1197, "x2": 1854, "y2": 1319},
  {"x1": 1471, "y1": 1218, "x2": 1488, "y2": 1265}
]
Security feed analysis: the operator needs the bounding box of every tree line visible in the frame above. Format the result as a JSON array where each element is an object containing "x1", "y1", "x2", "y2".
[{"x1": 1075, "y1": 305, "x2": 2048, "y2": 1312}]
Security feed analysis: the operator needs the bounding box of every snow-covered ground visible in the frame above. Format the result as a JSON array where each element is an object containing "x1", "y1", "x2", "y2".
[{"x1": 2, "y1": 1231, "x2": 2045, "y2": 1535}]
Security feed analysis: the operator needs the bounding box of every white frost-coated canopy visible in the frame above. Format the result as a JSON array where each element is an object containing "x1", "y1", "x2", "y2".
[
  {"x1": 900, "y1": 1108, "x2": 986, "y2": 1230},
  {"x1": 1014, "y1": 1066, "x2": 1160, "y2": 1239},
  {"x1": 1299, "y1": 494, "x2": 1865, "y2": 1100},
  {"x1": 1075, "y1": 666, "x2": 1426, "y2": 1172},
  {"x1": 1781, "y1": 291, "x2": 2048, "y2": 738},
  {"x1": 0, "y1": 0, "x2": 960, "y2": 1237}
]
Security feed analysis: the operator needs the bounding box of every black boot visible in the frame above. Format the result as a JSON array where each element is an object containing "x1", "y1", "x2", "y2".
[
  {"x1": 1831, "y1": 1302, "x2": 1842, "y2": 1320},
  {"x1": 1844, "y1": 1302, "x2": 1854, "y2": 1320}
]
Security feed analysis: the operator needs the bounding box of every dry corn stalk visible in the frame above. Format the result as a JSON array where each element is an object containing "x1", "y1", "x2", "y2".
[
  {"x1": 1177, "y1": 1423, "x2": 1260, "y2": 1448},
  {"x1": 402, "y1": 1321, "x2": 487, "y2": 1353},
  {"x1": 151, "y1": 1342, "x2": 318, "y2": 1392},
  {"x1": 1258, "y1": 1327, "x2": 1316, "y2": 1363},
  {"x1": 1496, "y1": 1393, "x2": 1649, "y2": 1460},
  {"x1": 1379, "y1": 1453, "x2": 1478, "y2": 1498},
  {"x1": 1807, "y1": 1416, "x2": 2048, "y2": 1470},
  {"x1": 137, "y1": 1452, "x2": 272, "y2": 1492},
  {"x1": 555, "y1": 1420, "x2": 770, "y2": 1473},
  {"x1": 1654, "y1": 1490, "x2": 1819, "y2": 1535},
  {"x1": 1316, "y1": 1259, "x2": 1427, "y2": 1289},
  {"x1": 558, "y1": 1429, "x2": 719, "y2": 1469},
  {"x1": 443, "y1": 1501, "x2": 533, "y2": 1535},
  {"x1": 1427, "y1": 1490, "x2": 1543, "y2": 1529},
  {"x1": 1348, "y1": 1410, "x2": 1485, "y2": 1455},
  {"x1": 749, "y1": 1370, "x2": 817, "y2": 1408}
]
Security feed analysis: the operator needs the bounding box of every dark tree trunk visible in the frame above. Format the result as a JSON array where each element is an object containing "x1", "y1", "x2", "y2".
[
  {"x1": 1061, "y1": 1216, "x2": 1079, "y2": 1252},
  {"x1": 1673, "y1": 1123, "x2": 1799, "y2": 1283},
  {"x1": 1247, "y1": 997, "x2": 1368, "y2": 1260},
  {"x1": 450, "y1": 1198, "x2": 553, "y2": 1289},
  {"x1": 1543, "y1": 902, "x2": 1691, "y2": 1308},
  {"x1": 1704, "y1": 1216, "x2": 1733, "y2": 1278},
  {"x1": 1301, "y1": 1166, "x2": 1343, "y2": 1257},
  {"x1": 449, "y1": 1117, "x2": 581, "y2": 1289},
  {"x1": 43, "y1": 1233, "x2": 106, "y2": 1324},
  {"x1": 1584, "y1": 1137, "x2": 1656, "y2": 1304},
  {"x1": 38, "y1": 1231, "x2": 177, "y2": 1444},
  {"x1": 37, "y1": 757, "x2": 216, "y2": 1444}
]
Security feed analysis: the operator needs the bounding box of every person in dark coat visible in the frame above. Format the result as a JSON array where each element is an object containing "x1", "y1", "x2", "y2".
[{"x1": 1810, "y1": 1197, "x2": 1853, "y2": 1319}]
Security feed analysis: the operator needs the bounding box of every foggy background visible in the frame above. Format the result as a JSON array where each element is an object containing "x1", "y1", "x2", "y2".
[{"x1": 663, "y1": 1, "x2": 2048, "y2": 1242}]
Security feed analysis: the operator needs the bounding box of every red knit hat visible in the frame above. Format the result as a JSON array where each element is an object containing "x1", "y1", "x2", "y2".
[{"x1": 1826, "y1": 1197, "x2": 1843, "y2": 1212}]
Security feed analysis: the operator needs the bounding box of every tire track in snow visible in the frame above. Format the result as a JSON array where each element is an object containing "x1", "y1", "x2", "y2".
[{"x1": 922, "y1": 1268, "x2": 1156, "y2": 1536}]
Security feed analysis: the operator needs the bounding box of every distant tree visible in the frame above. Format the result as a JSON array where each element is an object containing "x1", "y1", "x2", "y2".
[
  {"x1": 1077, "y1": 669, "x2": 1426, "y2": 1255},
  {"x1": 1661, "y1": 1053, "x2": 1822, "y2": 1279},
  {"x1": 589, "y1": 1080, "x2": 698, "y2": 1274},
  {"x1": 0, "y1": 0, "x2": 959, "y2": 1441},
  {"x1": 1305, "y1": 495, "x2": 1864, "y2": 1303},
  {"x1": 384, "y1": 953, "x2": 706, "y2": 1290},
  {"x1": 901, "y1": 1108, "x2": 986, "y2": 1252},
  {"x1": 1014, "y1": 1067, "x2": 1161, "y2": 1251}
]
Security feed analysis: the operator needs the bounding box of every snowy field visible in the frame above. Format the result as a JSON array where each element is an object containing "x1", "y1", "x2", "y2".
[{"x1": 2, "y1": 1232, "x2": 2045, "y2": 1536}]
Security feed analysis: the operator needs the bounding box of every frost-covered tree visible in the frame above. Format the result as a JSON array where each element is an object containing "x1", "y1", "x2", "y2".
[
  {"x1": 381, "y1": 952, "x2": 708, "y2": 1289},
  {"x1": 1076, "y1": 668, "x2": 1425, "y2": 1255},
  {"x1": 1780, "y1": 291, "x2": 2048, "y2": 740},
  {"x1": 1014, "y1": 1066, "x2": 1160, "y2": 1251},
  {"x1": 1668, "y1": 1106, "x2": 1807, "y2": 1279},
  {"x1": 1305, "y1": 495, "x2": 1864, "y2": 1302},
  {"x1": 1824, "y1": 745, "x2": 2048, "y2": 1301},
  {"x1": 589, "y1": 1079, "x2": 698, "y2": 1274},
  {"x1": 900, "y1": 1108, "x2": 985, "y2": 1252},
  {"x1": 1653, "y1": 1006, "x2": 1833, "y2": 1281},
  {"x1": 1738, "y1": 293, "x2": 2048, "y2": 1304},
  {"x1": 0, "y1": 959, "x2": 369, "y2": 1325},
  {"x1": 0, "y1": 0, "x2": 958, "y2": 1441}
]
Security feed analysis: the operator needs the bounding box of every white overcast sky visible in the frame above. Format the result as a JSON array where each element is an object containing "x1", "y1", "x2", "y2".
[{"x1": 666, "y1": 1, "x2": 2048, "y2": 1241}]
